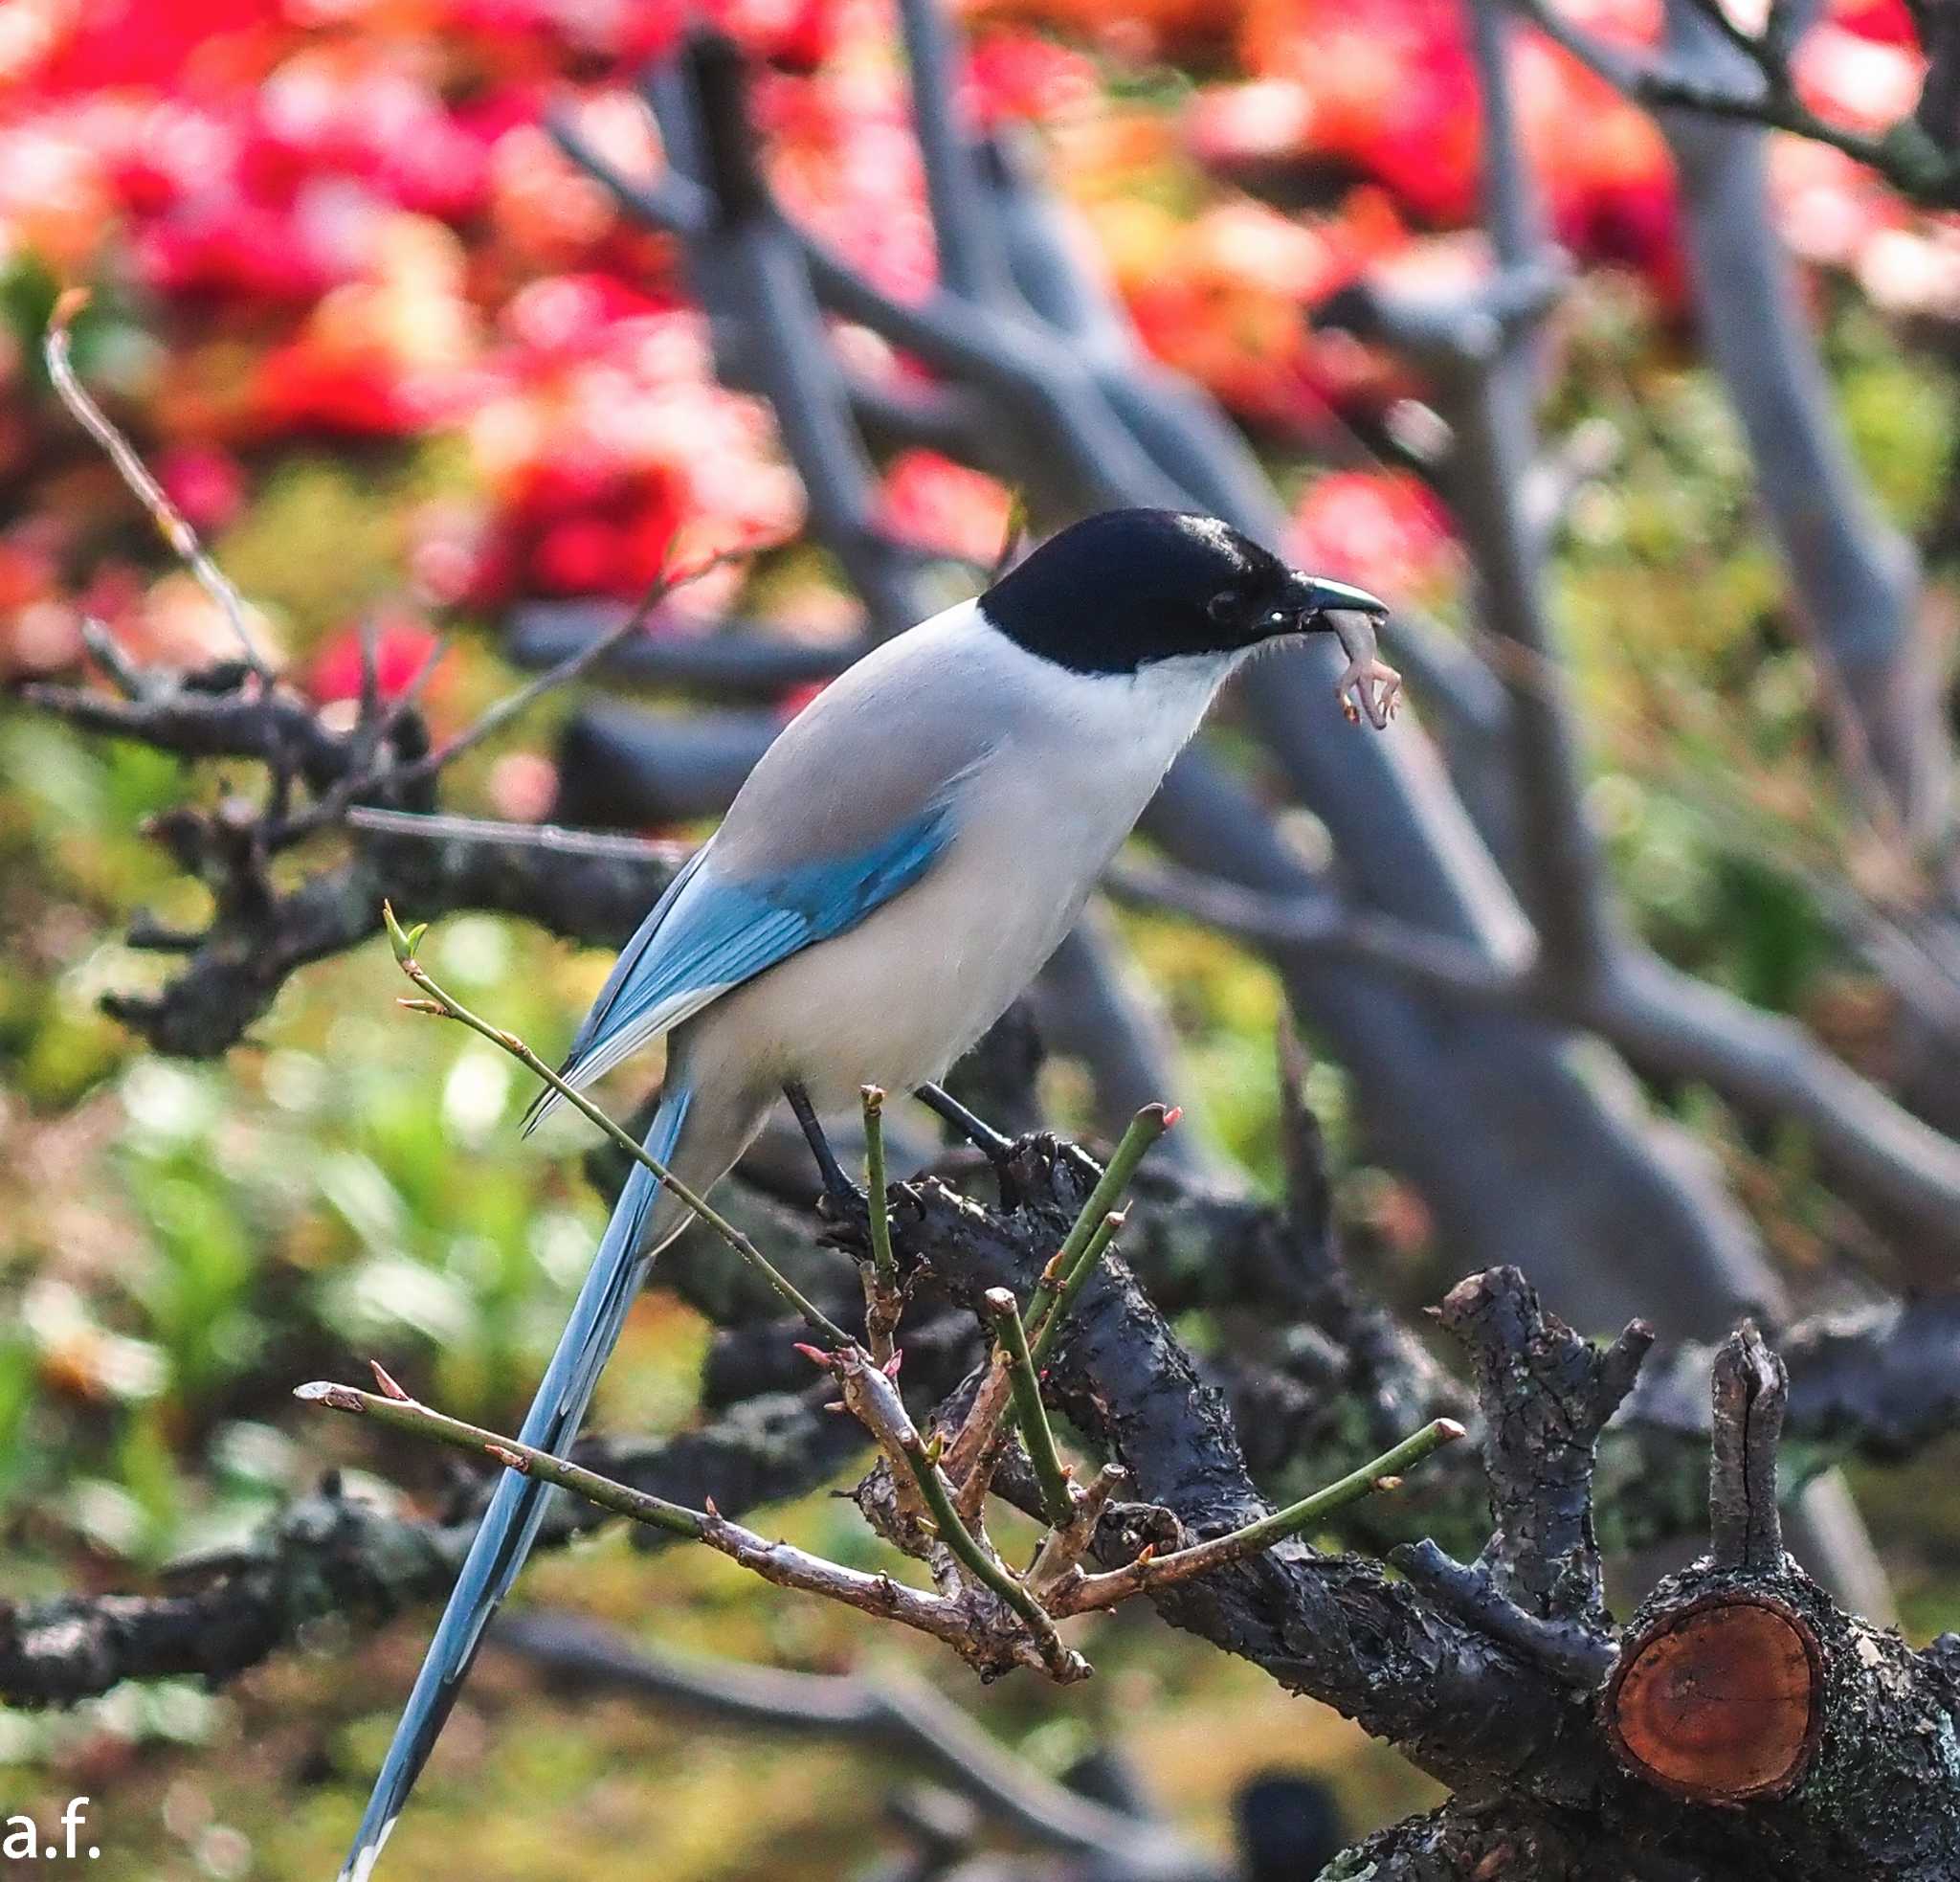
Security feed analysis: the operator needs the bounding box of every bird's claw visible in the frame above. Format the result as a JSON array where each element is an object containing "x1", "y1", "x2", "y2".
[{"x1": 815, "y1": 1178, "x2": 871, "y2": 1224}]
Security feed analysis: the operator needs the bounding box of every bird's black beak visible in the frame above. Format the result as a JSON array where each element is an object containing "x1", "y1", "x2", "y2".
[{"x1": 1291, "y1": 574, "x2": 1391, "y2": 629}]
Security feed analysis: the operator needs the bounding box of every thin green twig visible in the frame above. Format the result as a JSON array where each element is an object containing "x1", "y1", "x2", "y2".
[
  {"x1": 1194, "y1": 1416, "x2": 1465, "y2": 1557},
  {"x1": 1025, "y1": 1105, "x2": 1173, "y2": 1359},
  {"x1": 862, "y1": 1085, "x2": 896, "y2": 1287},
  {"x1": 982, "y1": 1288, "x2": 1074, "y2": 1528},
  {"x1": 1055, "y1": 1417, "x2": 1467, "y2": 1614},
  {"x1": 860, "y1": 1085, "x2": 902, "y2": 1362},
  {"x1": 383, "y1": 903, "x2": 851, "y2": 1346},
  {"x1": 295, "y1": 1377, "x2": 704, "y2": 1538},
  {"x1": 1028, "y1": 1208, "x2": 1125, "y2": 1372},
  {"x1": 897, "y1": 1429, "x2": 1066, "y2": 1650},
  {"x1": 968, "y1": 1107, "x2": 1171, "y2": 1502}
]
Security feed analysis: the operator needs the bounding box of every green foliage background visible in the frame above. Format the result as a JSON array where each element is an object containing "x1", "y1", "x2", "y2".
[{"x1": 7, "y1": 273, "x2": 1960, "y2": 1878}]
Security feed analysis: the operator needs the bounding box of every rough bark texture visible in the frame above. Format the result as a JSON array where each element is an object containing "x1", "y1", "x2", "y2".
[
  {"x1": 3, "y1": 1090, "x2": 1959, "y2": 1874},
  {"x1": 1592, "y1": 1557, "x2": 1960, "y2": 1879},
  {"x1": 1325, "y1": 1303, "x2": 1960, "y2": 1879}
]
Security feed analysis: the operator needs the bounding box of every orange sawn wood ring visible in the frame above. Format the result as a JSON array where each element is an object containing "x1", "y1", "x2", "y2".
[{"x1": 1602, "y1": 1591, "x2": 1823, "y2": 1804}]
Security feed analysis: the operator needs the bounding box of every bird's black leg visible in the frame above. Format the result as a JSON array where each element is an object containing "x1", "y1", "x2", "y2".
[
  {"x1": 915, "y1": 1082, "x2": 1017, "y2": 1168},
  {"x1": 783, "y1": 1081, "x2": 863, "y2": 1207}
]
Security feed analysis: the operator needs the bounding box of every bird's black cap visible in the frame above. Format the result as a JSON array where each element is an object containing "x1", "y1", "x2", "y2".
[{"x1": 978, "y1": 508, "x2": 1385, "y2": 676}]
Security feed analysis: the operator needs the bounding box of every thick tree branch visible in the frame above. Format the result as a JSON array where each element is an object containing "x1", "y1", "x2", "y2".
[
  {"x1": 1116, "y1": 858, "x2": 1960, "y2": 1254},
  {"x1": 864, "y1": 1147, "x2": 1600, "y2": 1798},
  {"x1": 0, "y1": 1385, "x2": 863, "y2": 1707},
  {"x1": 1432, "y1": 1266, "x2": 1652, "y2": 1622},
  {"x1": 8, "y1": 1121, "x2": 1960, "y2": 1768},
  {"x1": 1657, "y1": 0, "x2": 1945, "y2": 845}
]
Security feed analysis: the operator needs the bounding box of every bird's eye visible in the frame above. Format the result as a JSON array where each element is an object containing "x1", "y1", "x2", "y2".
[{"x1": 1207, "y1": 592, "x2": 1239, "y2": 625}]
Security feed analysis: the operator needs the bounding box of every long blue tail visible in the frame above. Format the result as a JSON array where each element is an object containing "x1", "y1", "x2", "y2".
[{"x1": 335, "y1": 1087, "x2": 692, "y2": 1882}]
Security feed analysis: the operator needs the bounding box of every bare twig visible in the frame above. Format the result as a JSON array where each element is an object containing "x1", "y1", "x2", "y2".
[
  {"x1": 296, "y1": 1378, "x2": 991, "y2": 1652},
  {"x1": 373, "y1": 543, "x2": 766, "y2": 806},
  {"x1": 895, "y1": 1423, "x2": 1082, "y2": 1676},
  {"x1": 944, "y1": 1358, "x2": 1018, "y2": 1529},
  {"x1": 382, "y1": 904, "x2": 852, "y2": 1346},
  {"x1": 836, "y1": 1352, "x2": 1089, "y2": 1681},
  {"x1": 268, "y1": 637, "x2": 451, "y2": 843},
  {"x1": 78, "y1": 615, "x2": 148, "y2": 700},
  {"x1": 346, "y1": 805, "x2": 691, "y2": 866},
  {"x1": 44, "y1": 291, "x2": 270, "y2": 676},
  {"x1": 1027, "y1": 1463, "x2": 1127, "y2": 1593},
  {"x1": 503, "y1": 603, "x2": 869, "y2": 698}
]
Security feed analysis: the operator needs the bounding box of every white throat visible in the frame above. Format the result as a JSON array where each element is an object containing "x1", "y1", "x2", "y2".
[{"x1": 955, "y1": 602, "x2": 1249, "y2": 773}]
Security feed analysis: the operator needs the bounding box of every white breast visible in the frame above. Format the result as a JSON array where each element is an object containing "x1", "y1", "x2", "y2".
[{"x1": 686, "y1": 602, "x2": 1243, "y2": 1109}]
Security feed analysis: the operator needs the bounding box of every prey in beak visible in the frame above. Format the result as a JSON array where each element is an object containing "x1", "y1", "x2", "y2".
[{"x1": 1294, "y1": 576, "x2": 1401, "y2": 731}]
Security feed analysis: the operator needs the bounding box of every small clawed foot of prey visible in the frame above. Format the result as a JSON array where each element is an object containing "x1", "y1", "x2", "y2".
[{"x1": 1326, "y1": 610, "x2": 1403, "y2": 729}]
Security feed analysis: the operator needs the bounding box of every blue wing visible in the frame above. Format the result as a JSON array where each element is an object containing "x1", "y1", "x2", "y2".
[{"x1": 523, "y1": 802, "x2": 956, "y2": 1132}]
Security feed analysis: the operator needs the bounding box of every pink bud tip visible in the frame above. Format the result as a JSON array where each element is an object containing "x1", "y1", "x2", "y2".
[{"x1": 368, "y1": 1360, "x2": 412, "y2": 1401}]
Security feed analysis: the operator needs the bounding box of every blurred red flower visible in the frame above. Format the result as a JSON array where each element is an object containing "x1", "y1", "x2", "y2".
[
  {"x1": 965, "y1": 30, "x2": 1100, "y2": 124},
  {"x1": 154, "y1": 444, "x2": 246, "y2": 534},
  {"x1": 880, "y1": 451, "x2": 1013, "y2": 565},
  {"x1": 306, "y1": 612, "x2": 447, "y2": 706},
  {"x1": 1288, "y1": 468, "x2": 1456, "y2": 597},
  {"x1": 0, "y1": 0, "x2": 1937, "y2": 658}
]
